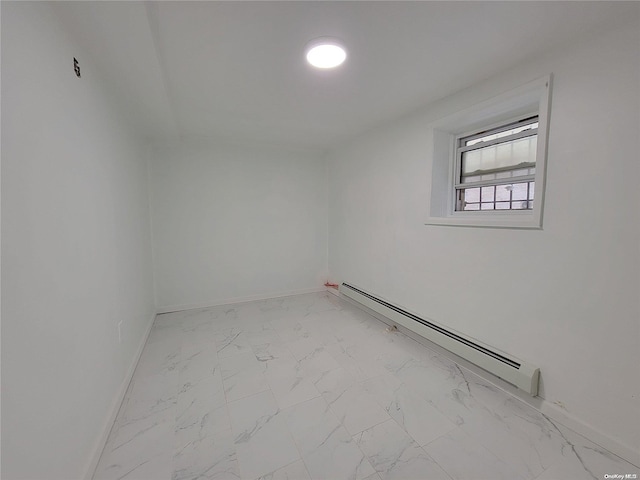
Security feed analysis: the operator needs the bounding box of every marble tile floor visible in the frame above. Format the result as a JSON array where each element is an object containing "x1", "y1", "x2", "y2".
[{"x1": 93, "y1": 292, "x2": 638, "y2": 480}]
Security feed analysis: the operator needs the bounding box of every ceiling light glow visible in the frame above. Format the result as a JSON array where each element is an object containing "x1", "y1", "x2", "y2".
[{"x1": 305, "y1": 38, "x2": 347, "y2": 69}]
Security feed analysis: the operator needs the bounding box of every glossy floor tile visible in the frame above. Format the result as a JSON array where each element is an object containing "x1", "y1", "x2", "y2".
[{"x1": 94, "y1": 292, "x2": 638, "y2": 480}]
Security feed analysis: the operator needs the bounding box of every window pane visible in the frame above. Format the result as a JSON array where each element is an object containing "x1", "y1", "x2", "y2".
[
  {"x1": 453, "y1": 115, "x2": 542, "y2": 215},
  {"x1": 461, "y1": 135, "x2": 537, "y2": 180},
  {"x1": 511, "y1": 182, "x2": 528, "y2": 201},
  {"x1": 495, "y1": 184, "x2": 511, "y2": 201},
  {"x1": 512, "y1": 200, "x2": 530, "y2": 210},
  {"x1": 464, "y1": 175, "x2": 481, "y2": 183},
  {"x1": 481, "y1": 186, "x2": 495, "y2": 202},
  {"x1": 464, "y1": 187, "x2": 480, "y2": 203},
  {"x1": 512, "y1": 168, "x2": 535, "y2": 177},
  {"x1": 480, "y1": 173, "x2": 498, "y2": 182},
  {"x1": 466, "y1": 121, "x2": 538, "y2": 146},
  {"x1": 457, "y1": 183, "x2": 534, "y2": 211}
]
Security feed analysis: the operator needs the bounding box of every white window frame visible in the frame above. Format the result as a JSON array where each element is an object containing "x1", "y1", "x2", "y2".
[
  {"x1": 425, "y1": 75, "x2": 552, "y2": 229},
  {"x1": 454, "y1": 114, "x2": 538, "y2": 212}
]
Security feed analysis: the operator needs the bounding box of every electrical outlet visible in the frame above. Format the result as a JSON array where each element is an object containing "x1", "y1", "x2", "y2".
[{"x1": 118, "y1": 321, "x2": 123, "y2": 343}]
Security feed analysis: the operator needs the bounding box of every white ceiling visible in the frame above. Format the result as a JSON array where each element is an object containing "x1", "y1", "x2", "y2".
[{"x1": 52, "y1": 1, "x2": 636, "y2": 150}]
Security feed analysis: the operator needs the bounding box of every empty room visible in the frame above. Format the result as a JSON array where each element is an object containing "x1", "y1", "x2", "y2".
[{"x1": 2, "y1": 2, "x2": 639, "y2": 480}]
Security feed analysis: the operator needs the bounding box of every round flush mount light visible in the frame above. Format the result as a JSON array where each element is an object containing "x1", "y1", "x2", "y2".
[{"x1": 305, "y1": 37, "x2": 347, "y2": 69}]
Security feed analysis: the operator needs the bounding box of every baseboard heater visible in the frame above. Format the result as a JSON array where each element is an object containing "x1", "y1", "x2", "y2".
[{"x1": 340, "y1": 282, "x2": 540, "y2": 396}]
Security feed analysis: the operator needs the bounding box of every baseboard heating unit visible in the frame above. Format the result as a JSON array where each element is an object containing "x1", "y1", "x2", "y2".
[{"x1": 340, "y1": 282, "x2": 540, "y2": 396}]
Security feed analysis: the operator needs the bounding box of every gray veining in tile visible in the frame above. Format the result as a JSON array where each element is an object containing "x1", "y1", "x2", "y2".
[
  {"x1": 93, "y1": 292, "x2": 639, "y2": 480},
  {"x1": 424, "y1": 426, "x2": 528, "y2": 480},
  {"x1": 255, "y1": 459, "x2": 311, "y2": 480},
  {"x1": 283, "y1": 396, "x2": 376, "y2": 480},
  {"x1": 220, "y1": 351, "x2": 270, "y2": 403},
  {"x1": 228, "y1": 390, "x2": 300, "y2": 479},
  {"x1": 355, "y1": 419, "x2": 451, "y2": 480},
  {"x1": 172, "y1": 427, "x2": 239, "y2": 480}
]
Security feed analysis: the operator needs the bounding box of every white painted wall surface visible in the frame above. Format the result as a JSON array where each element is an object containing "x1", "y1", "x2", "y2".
[
  {"x1": 1, "y1": 3, "x2": 156, "y2": 479},
  {"x1": 327, "y1": 18, "x2": 640, "y2": 463},
  {"x1": 149, "y1": 140, "x2": 327, "y2": 312}
]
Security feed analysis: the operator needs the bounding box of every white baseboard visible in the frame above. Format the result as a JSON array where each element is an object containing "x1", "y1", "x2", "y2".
[
  {"x1": 537, "y1": 400, "x2": 640, "y2": 468},
  {"x1": 156, "y1": 287, "x2": 326, "y2": 314},
  {"x1": 83, "y1": 313, "x2": 156, "y2": 480},
  {"x1": 337, "y1": 291, "x2": 640, "y2": 468}
]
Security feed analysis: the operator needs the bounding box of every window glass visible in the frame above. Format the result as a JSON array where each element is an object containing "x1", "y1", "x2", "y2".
[
  {"x1": 460, "y1": 135, "x2": 537, "y2": 182},
  {"x1": 455, "y1": 116, "x2": 538, "y2": 212}
]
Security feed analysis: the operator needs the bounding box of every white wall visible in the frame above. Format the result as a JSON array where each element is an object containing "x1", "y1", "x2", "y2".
[
  {"x1": 1, "y1": 3, "x2": 156, "y2": 479},
  {"x1": 327, "y1": 17, "x2": 640, "y2": 464},
  {"x1": 149, "y1": 139, "x2": 327, "y2": 311}
]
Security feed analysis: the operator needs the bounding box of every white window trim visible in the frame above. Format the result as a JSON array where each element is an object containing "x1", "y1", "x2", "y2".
[{"x1": 425, "y1": 75, "x2": 552, "y2": 229}]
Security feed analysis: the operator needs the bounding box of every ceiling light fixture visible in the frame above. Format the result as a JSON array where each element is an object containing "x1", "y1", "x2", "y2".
[{"x1": 305, "y1": 37, "x2": 347, "y2": 69}]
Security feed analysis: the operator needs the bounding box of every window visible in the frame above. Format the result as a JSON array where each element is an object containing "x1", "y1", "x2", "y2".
[
  {"x1": 455, "y1": 116, "x2": 538, "y2": 212},
  {"x1": 426, "y1": 75, "x2": 552, "y2": 229}
]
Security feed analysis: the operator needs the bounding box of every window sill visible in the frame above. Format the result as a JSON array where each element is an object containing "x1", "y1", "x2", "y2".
[{"x1": 425, "y1": 212, "x2": 543, "y2": 230}]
